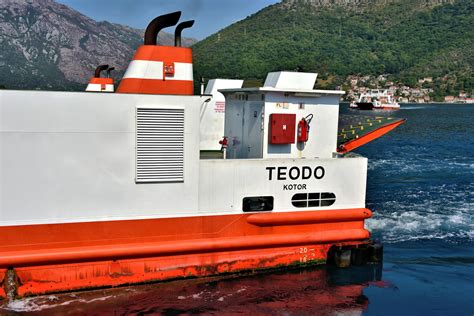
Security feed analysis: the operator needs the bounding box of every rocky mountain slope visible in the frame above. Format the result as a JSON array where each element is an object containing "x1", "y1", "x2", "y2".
[
  {"x1": 193, "y1": 0, "x2": 473, "y2": 97},
  {"x1": 0, "y1": 0, "x2": 195, "y2": 90}
]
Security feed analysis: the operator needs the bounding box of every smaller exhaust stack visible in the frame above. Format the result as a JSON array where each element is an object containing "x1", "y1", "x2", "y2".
[
  {"x1": 86, "y1": 64, "x2": 114, "y2": 92},
  {"x1": 175, "y1": 20, "x2": 195, "y2": 47},
  {"x1": 117, "y1": 12, "x2": 195, "y2": 96}
]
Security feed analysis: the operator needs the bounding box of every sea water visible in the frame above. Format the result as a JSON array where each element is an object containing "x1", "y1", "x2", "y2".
[
  {"x1": 357, "y1": 103, "x2": 474, "y2": 315},
  {"x1": 2, "y1": 104, "x2": 473, "y2": 315}
]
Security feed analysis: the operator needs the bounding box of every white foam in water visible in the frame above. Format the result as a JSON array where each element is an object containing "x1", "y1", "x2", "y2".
[
  {"x1": 1, "y1": 295, "x2": 115, "y2": 312},
  {"x1": 365, "y1": 179, "x2": 473, "y2": 243},
  {"x1": 175, "y1": 288, "x2": 243, "y2": 303},
  {"x1": 365, "y1": 143, "x2": 474, "y2": 244},
  {"x1": 236, "y1": 287, "x2": 247, "y2": 293},
  {"x1": 367, "y1": 200, "x2": 474, "y2": 243},
  {"x1": 401, "y1": 106, "x2": 430, "y2": 110},
  {"x1": 368, "y1": 156, "x2": 474, "y2": 175},
  {"x1": 192, "y1": 291, "x2": 204, "y2": 299},
  {"x1": 5, "y1": 298, "x2": 41, "y2": 312}
]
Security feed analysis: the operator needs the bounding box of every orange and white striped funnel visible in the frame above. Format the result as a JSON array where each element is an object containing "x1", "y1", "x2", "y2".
[
  {"x1": 86, "y1": 64, "x2": 115, "y2": 92},
  {"x1": 117, "y1": 12, "x2": 195, "y2": 96}
]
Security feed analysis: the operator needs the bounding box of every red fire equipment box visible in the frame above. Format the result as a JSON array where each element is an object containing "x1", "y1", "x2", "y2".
[{"x1": 269, "y1": 113, "x2": 296, "y2": 144}]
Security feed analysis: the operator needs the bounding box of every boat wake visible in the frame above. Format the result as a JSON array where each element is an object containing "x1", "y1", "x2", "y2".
[
  {"x1": 400, "y1": 106, "x2": 430, "y2": 110},
  {"x1": 367, "y1": 211, "x2": 473, "y2": 243},
  {"x1": 365, "y1": 157, "x2": 474, "y2": 244}
]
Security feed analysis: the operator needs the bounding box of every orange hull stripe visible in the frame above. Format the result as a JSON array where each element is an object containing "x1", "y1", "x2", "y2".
[
  {"x1": 338, "y1": 119, "x2": 406, "y2": 153},
  {"x1": 0, "y1": 208, "x2": 371, "y2": 251},
  {"x1": 89, "y1": 77, "x2": 113, "y2": 84},
  {"x1": 0, "y1": 229, "x2": 369, "y2": 268},
  {"x1": 247, "y1": 208, "x2": 372, "y2": 226},
  {"x1": 132, "y1": 45, "x2": 193, "y2": 64},
  {"x1": 0, "y1": 270, "x2": 5, "y2": 298},
  {"x1": 117, "y1": 78, "x2": 193, "y2": 95}
]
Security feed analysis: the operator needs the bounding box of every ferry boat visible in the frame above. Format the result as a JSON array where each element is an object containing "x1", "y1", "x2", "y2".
[
  {"x1": 350, "y1": 89, "x2": 400, "y2": 110},
  {"x1": 0, "y1": 12, "x2": 405, "y2": 298}
]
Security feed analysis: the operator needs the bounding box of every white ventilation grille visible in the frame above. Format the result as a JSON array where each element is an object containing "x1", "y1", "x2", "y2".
[{"x1": 136, "y1": 107, "x2": 184, "y2": 183}]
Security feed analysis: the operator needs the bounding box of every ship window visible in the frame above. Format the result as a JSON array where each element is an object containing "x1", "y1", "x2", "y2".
[
  {"x1": 292, "y1": 201, "x2": 308, "y2": 208},
  {"x1": 291, "y1": 192, "x2": 336, "y2": 208},
  {"x1": 243, "y1": 196, "x2": 274, "y2": 212},
  {"x1": 321, "y1": 192, "x2": 335, "y2": 199},
  {"x1": 308, "y1": 193, "x2": 320, "y2": 200},
  {"x1": 135, "y1": 107, "x2": 184, "y2": 183},
  {"x1": 320, "y1": 199, "x2": 335, "y2": 207},
  {"x1": 292, "y1": 193, "x2": 307, "y2": 201}
]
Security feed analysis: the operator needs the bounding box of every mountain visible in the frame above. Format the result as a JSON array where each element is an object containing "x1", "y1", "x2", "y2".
[
  {"x1": 1, "y1": 0, "x2": 472, "y2": 97},
  {"x1": 193, "y1": 0, "x2": 473, "y2": 97},
  {"x1": 0, "y1": 0, "x2": 195, "y2": 90}
]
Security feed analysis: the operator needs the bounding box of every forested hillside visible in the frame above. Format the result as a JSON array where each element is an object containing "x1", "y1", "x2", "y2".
[
  {"x1": 0, "y1": 0, "x2": 471, "y2": 97},
  {"x1": 193, "y1": 0, "x2": 473, "y2": 97}
]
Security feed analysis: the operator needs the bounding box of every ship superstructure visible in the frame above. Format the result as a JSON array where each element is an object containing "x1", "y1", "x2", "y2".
[
  {"x1": 0, "y1": 12, "x2": 404, "y2": 298},
  {"x1": 350, "y1": 89, "x2": 400, "y2": 110}
]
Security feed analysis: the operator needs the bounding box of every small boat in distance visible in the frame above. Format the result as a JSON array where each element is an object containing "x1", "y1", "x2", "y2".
[{"x1": 350, "y1": 89, "x2": 400, "y2": 110}]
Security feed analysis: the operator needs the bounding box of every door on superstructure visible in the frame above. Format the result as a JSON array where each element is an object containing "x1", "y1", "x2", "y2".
[
  {"x1": 224, "y1": 100, "x2": 244, "y2": 159},
  {"x1": 242, "y1": 102, "x2": 264, "y2": 158}
]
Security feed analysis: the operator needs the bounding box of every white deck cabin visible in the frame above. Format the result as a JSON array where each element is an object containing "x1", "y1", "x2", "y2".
[{"x1": 0, "y1": 72, "x2": 367, "y2": 226}]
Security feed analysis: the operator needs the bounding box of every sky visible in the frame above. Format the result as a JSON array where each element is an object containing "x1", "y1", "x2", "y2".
[{"x1": 56, "y1": 0, "x2": 280, "y2": 40}]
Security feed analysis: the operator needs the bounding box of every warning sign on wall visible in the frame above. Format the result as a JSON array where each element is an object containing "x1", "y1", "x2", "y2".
[{"x1": 214, "y1": 101, "x2": 225, "y2": 113}]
